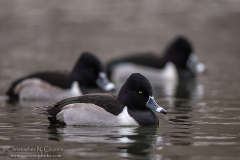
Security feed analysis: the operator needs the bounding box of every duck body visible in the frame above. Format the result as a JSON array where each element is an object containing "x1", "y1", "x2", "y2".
[
  {"x1": 107, "y1": 36, "x2": 205, "y2": 83},
  {"x1": 6, "y1": 71, "x2": 81, "y2": 102},
  {"x1": 41, "y1": 94, "x2": 145, "y2": 126},
  {"x1": 6, "y1": 52, "x2": 115, "y2": 102},
  {"x1": 107, "y1": 53, "x2": 178, "y2": 83},
  {"x1": 36, "y1": 73, "x2": 167, "y2": 126}
]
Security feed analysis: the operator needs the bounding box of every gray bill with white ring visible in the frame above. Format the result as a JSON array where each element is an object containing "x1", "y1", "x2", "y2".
[
  {"x1": 96, "y1": 72, "x2": 115, "y2": 91},
  {"x1": 146, "y1": 96, "x2": 167, "y2": 114}
]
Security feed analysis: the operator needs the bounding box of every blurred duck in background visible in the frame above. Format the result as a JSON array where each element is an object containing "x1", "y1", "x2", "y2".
[
  {"x1": 6, "y1": 52, "x2": 115, "y2": 103},
  {"x1": 107, "y1": 36, "x2": 206, "y2": 84}
]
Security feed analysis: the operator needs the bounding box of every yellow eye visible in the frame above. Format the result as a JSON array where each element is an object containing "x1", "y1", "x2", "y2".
[{"x1": 138, "y1": 91, "x2": 142, "y2": 94}]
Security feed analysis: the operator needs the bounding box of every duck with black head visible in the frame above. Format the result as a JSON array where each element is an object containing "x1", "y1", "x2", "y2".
[
  {"x1": 35, "y1": 73, "x2": 167, "y2": 126},
  {"x1": 6, "y1": 52, "x2": 115, "y2": 103},
  {"x1": 107, "y1": 36, "x2": 206, "y2": 84}
]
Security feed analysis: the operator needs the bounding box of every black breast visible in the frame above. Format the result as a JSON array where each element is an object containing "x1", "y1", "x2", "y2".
[{"x1": 128, "y1": 109, "x2": 159, "y2": 126}]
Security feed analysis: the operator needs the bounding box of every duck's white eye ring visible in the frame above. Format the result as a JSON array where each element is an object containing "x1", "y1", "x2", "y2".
[{"x1": 138, "y1": 91, "x2": 142, "y2": 94}]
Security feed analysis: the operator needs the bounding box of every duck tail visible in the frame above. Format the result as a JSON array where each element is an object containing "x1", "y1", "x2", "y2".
[
  {"x1": 35, "y1": 103, "x2": 62, "y2": 124},
  {"x1": 35, "y1": 106, "x2": 51, "y2": 116},
  {"x1": 35, "y1": 102, "x2": 56, "y2": 115}
]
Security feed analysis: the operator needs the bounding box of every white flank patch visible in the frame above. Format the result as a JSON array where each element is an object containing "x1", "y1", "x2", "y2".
[
  {"x1": 57, "y1": 103, "x2": 118, "y2": 126},
  {"x1": 15, "y1": 78, "x2": 82, "y2": 101},
  {"x1": 70, "y1": 81, "x2": 83, "y2": 95},
  {"x1": 111, "y1": 62, "x2": 178, "y2": 84},
  {"x1": 117, "y1": 107, "x2": 138, "y2": 126},
  {"x1": 57, "y1": 104, "x2": 138, "y2": 126}
]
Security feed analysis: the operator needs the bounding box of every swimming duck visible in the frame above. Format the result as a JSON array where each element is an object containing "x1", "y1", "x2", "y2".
[
  {"x1": 6, "y1": 52, "x2": 115, "y2": 102},
  {"x1": 35, "y1": 73, "x2": 167, "y2": 126},
  {"x1": 107, "y1": 36, "x2": 205, "y2": 83}
]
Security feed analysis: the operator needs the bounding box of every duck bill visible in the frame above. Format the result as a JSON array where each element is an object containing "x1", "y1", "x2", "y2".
[
  {"x1": 96, "y1": 72, "x2": 115, "y2": 91},
  {"x1": 146, "y1": 96, "x2": 167, "y2": 114},
  {"x1": 187, "y1": 54, "x2": 206, "y2": 73}
]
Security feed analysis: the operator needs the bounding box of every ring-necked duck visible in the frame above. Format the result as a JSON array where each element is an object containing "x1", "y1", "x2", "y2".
[
  {"x1": 6, "y1": 52, "x2": 115, "y2": 102},
  {"x1": 107, "y1": 36, "x2": 206, "y2": 83},
  {"x1": 35, "y1": 73, "x2": 167, "y2": 126}
]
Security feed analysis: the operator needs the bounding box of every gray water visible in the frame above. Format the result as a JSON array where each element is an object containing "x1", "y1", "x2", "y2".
[{"x1": 0, "y1": 1, "x2": 240, "y2": 160}]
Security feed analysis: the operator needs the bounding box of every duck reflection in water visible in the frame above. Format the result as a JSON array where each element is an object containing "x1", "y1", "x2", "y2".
[
  {"x1": 160, "y1": 79, "x2": 205, "y2": 146},
  {"x1": 47, "y1": 126, "x2": 162, "y2": 158}
]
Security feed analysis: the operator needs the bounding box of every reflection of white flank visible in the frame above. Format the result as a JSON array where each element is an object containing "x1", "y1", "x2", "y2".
[
  {"x1": 118, "y1": 137, "x2": 134, "y2": 143},
  {"x1": 60, "y1": 126, "x2": 137, "y2": 144},
  {"x1": 196, "y1": 84, "x2": 204, "y2": 99}
]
